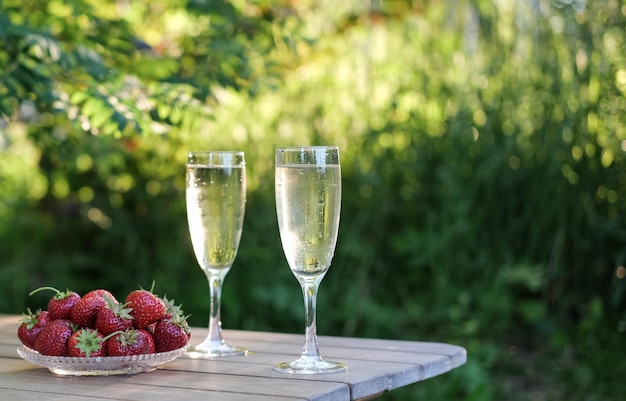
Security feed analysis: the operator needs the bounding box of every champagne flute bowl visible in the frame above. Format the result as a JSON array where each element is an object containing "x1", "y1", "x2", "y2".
[
  {"x1": 274, "y1": 146, "x2": 348, "y2": 374},
  {"x1": 185, "y1": 151, "x2": 247, "y2": 357}
]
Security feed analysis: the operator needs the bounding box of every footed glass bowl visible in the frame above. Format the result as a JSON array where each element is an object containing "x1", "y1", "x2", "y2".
[{"x1": 17, "y1": 344, "x2": 188, "y2": 376}]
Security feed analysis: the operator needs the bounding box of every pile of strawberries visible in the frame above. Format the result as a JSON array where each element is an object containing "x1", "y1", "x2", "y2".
[{"x1": 18, "y1": 285, "x2": 190, "y2": 357}]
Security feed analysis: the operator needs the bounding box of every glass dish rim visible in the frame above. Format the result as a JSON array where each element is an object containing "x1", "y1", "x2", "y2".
[{"x1": 17, "y1": 343, "x2": 189, "y2": 376}]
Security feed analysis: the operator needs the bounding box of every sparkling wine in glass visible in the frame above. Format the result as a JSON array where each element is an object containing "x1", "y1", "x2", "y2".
[
  {"x1": 274, "y1": 146, "x2": 348, "y2": 374},
  {"x1": 186, "y1": 151, "x2": 247, "y2": 357}
]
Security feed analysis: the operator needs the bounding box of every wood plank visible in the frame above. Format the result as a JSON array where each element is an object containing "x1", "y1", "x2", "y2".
[
  {"x1": 195, "y1": 328, "x2": 467, "y2": 368},
  {"x1": 0, "y1": 369, "x2": 314, "y2": 401},
  {"x1": 174, "y1": 336, "x2": 454, "y2": 393},
  {"x1": 0, "y1": 343, "x2": 21, "y2": 357},
  {"x1": 182, "y1": 334, "x2": 463, "y2": 385},
  {"x1": 0, "y1": 389, "x2": 127, "y2": 401},
  {"x1": 0, "y1": 314, "x2": 20, "y2": 330},
  {"x1": 223, "y1": 329, "x2": 466, "y2": 360},
  {"x1": 163, "y1": 356, "x2": 403, "y2": 399},
  {"x1": 0, "y1": 355, "x2": 350, "y2": 401}
]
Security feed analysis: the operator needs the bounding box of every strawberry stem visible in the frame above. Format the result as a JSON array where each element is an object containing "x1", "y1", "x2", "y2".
[
  {"x1": 101, "y1": 330, "x2": 126, "y2": 343},
  {"x1": 29, "y1": 286, "x2": 76, "y2": 300},
  {"x1": 29, "y1": 286, "x2": 62, "y2": 297}
]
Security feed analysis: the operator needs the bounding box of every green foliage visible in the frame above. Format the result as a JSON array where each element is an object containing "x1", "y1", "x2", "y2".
[{"x1": 1, "y1": 1, "x2": 625, "y2": 400}]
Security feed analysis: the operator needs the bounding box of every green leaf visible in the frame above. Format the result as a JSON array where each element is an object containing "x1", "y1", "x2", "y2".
[
  {"x1": 70, "y1": 90, "x2": 90, "y2": 105},
  {"x1": 156, "y1": 103, "x2": 171, "y2": 120},
  {"x1": 81, "y1": 96, "x2": 105, "y2": 117},
  {"x1": 89, "y1": 105, "x2": 114, "y2": 129}
]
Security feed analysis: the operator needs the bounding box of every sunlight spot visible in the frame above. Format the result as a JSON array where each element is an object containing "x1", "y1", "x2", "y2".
[
  {"x1": 87, "y1": 207, "x2": 112, "y2": 229},
  {"x1": 453, "y1": 52, "x2": 465, "y2": 68},
  {"x1": 502, "y1": 120, "x2": 515, "y2": 136},
  {"x1": 52, "y1": 176, "x2": 70, "y2": 198},
  {"x1": 588, "y1": 75, "x2": 600, "y2": 104},
  {"x1": 508, "y1": 155, "x2": 521, "y2": 170},
  {"x1": 616, "y1": 266, "x2": 626, "y2": 280},
  {"x1": 616, "y1": 69, "x2": 626, "y2": 93},
  {"x1": 378, "y1": 133, "x2": 392, "y2": 148},
  {"x1": 562, "y1": 127, "x2": 573, "y2": 143},
  {"x1": 107, "y1": 173, "x2": 135, "y2": 193},
  {"x1": 607, "y1": 190, "x2": 618, "y2": 203},
  {"x1": 576, "y1": 48, "x2": 588, "y2": 74},
  {"x1": 359, "y1": 184, "x2": 372, "y2": 199},
  {"x1": 601, "y1": 149, "x2": 614, "y2": 168},
  {"x1": 561, "y1": 164, "x2": 578, "y2": 185},
  {"x1": 572, "y1": 146, "x2": 583, "y2": 161},
  {"x1": 28, "y1": 174, "x2": 47, "y2": 201},
  {"x1": 549, "y1": 15, "x2": 564, "y2": 34},
  {"x1": 587, "y1": 112, "x2": 598, "y2": 134},
  {"x1": 146, "y1": 180, "x2": 162, "y2": 196},
  {"x1": 77, "y1": 186, "x2": 94, "y2": 203},
  {"x1": 76, "y1": 153, "x2": 93, "y2": 172},
  {"x1": 473, "y1": 75, "x2": 488, "y2": 89},
  {"x1": 233, "y1": 124, "x2": 247, "y2": 143},
  {"x1": 473, "y1": 109, "x2": 487, "y2": 126}
]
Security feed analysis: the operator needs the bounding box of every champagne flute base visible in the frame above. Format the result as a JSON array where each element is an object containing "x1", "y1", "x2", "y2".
[
  {"x1": 274, "y1": 355, "x2": 348, "y2": 374},
  {"x1": 187, "y1": 339, "x2": 248, "y2": 358}
]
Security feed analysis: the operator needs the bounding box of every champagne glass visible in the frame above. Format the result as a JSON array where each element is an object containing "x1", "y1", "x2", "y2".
[
  {"x1": 274, "y1": 146, "x2": 348, "y2": 374},
  {"x1": 186, "y1": 151, "x2": 247, "y2": 357}
]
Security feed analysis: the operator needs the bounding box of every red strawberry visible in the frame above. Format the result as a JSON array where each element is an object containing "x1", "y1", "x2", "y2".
[
  {"x1": 153, "y1": 314, "x2": 191, "y2": 353},
  {"x1": 95, "y1": 296, "x2": 133, "y2": 336},
  {"x1": 29, "y1": 287, "x2": 81, "y2": 320},
  {"x1": 83, "y1": 289, "x2": 116, "y2": 302},
  {"x1": 68, "y1": 328, "x2": 107, "y2": 357},
  {"x1": 33, "y1": 319, "x2": 73, "y2": 356},
  {"x1": 107, "y1": 329, "x2": 155, "y2": 356},
  {"x1": 17, "y1": 309, "x2": 50, "y2": 348},
  {"x1": 70, "y1": 296, "x2": 107, "y2": 328},
  {"x1": 126, "y1": 286, "x2": 166, "y2": 329}
]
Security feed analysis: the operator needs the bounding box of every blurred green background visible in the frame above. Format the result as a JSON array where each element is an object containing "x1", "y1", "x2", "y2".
[{"x1": 1, "y1": 0, "x2": 625, "y2": 399}]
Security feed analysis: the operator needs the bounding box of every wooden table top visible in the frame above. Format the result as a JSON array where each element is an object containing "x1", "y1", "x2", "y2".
[{"x1": 0, "y1": 314, "x2": 466, "y2": 400}]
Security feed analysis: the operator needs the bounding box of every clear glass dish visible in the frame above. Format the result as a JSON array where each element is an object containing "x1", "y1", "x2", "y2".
[{"x1": 17, "y1": 344, "x2": 189, "y2": 376}]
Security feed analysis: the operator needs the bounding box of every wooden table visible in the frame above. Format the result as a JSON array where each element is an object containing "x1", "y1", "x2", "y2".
[{"x1": 0, "y1": 314, "x2": 466, "y2": 400}]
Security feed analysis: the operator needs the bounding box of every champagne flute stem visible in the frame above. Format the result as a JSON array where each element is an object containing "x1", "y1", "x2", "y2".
[
  {"x1": 300, "y1": 279, "x2": 322, "y2": 358},
  {"x1": 206, "y1": 270, "x2": 227, "y2": 343}
]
